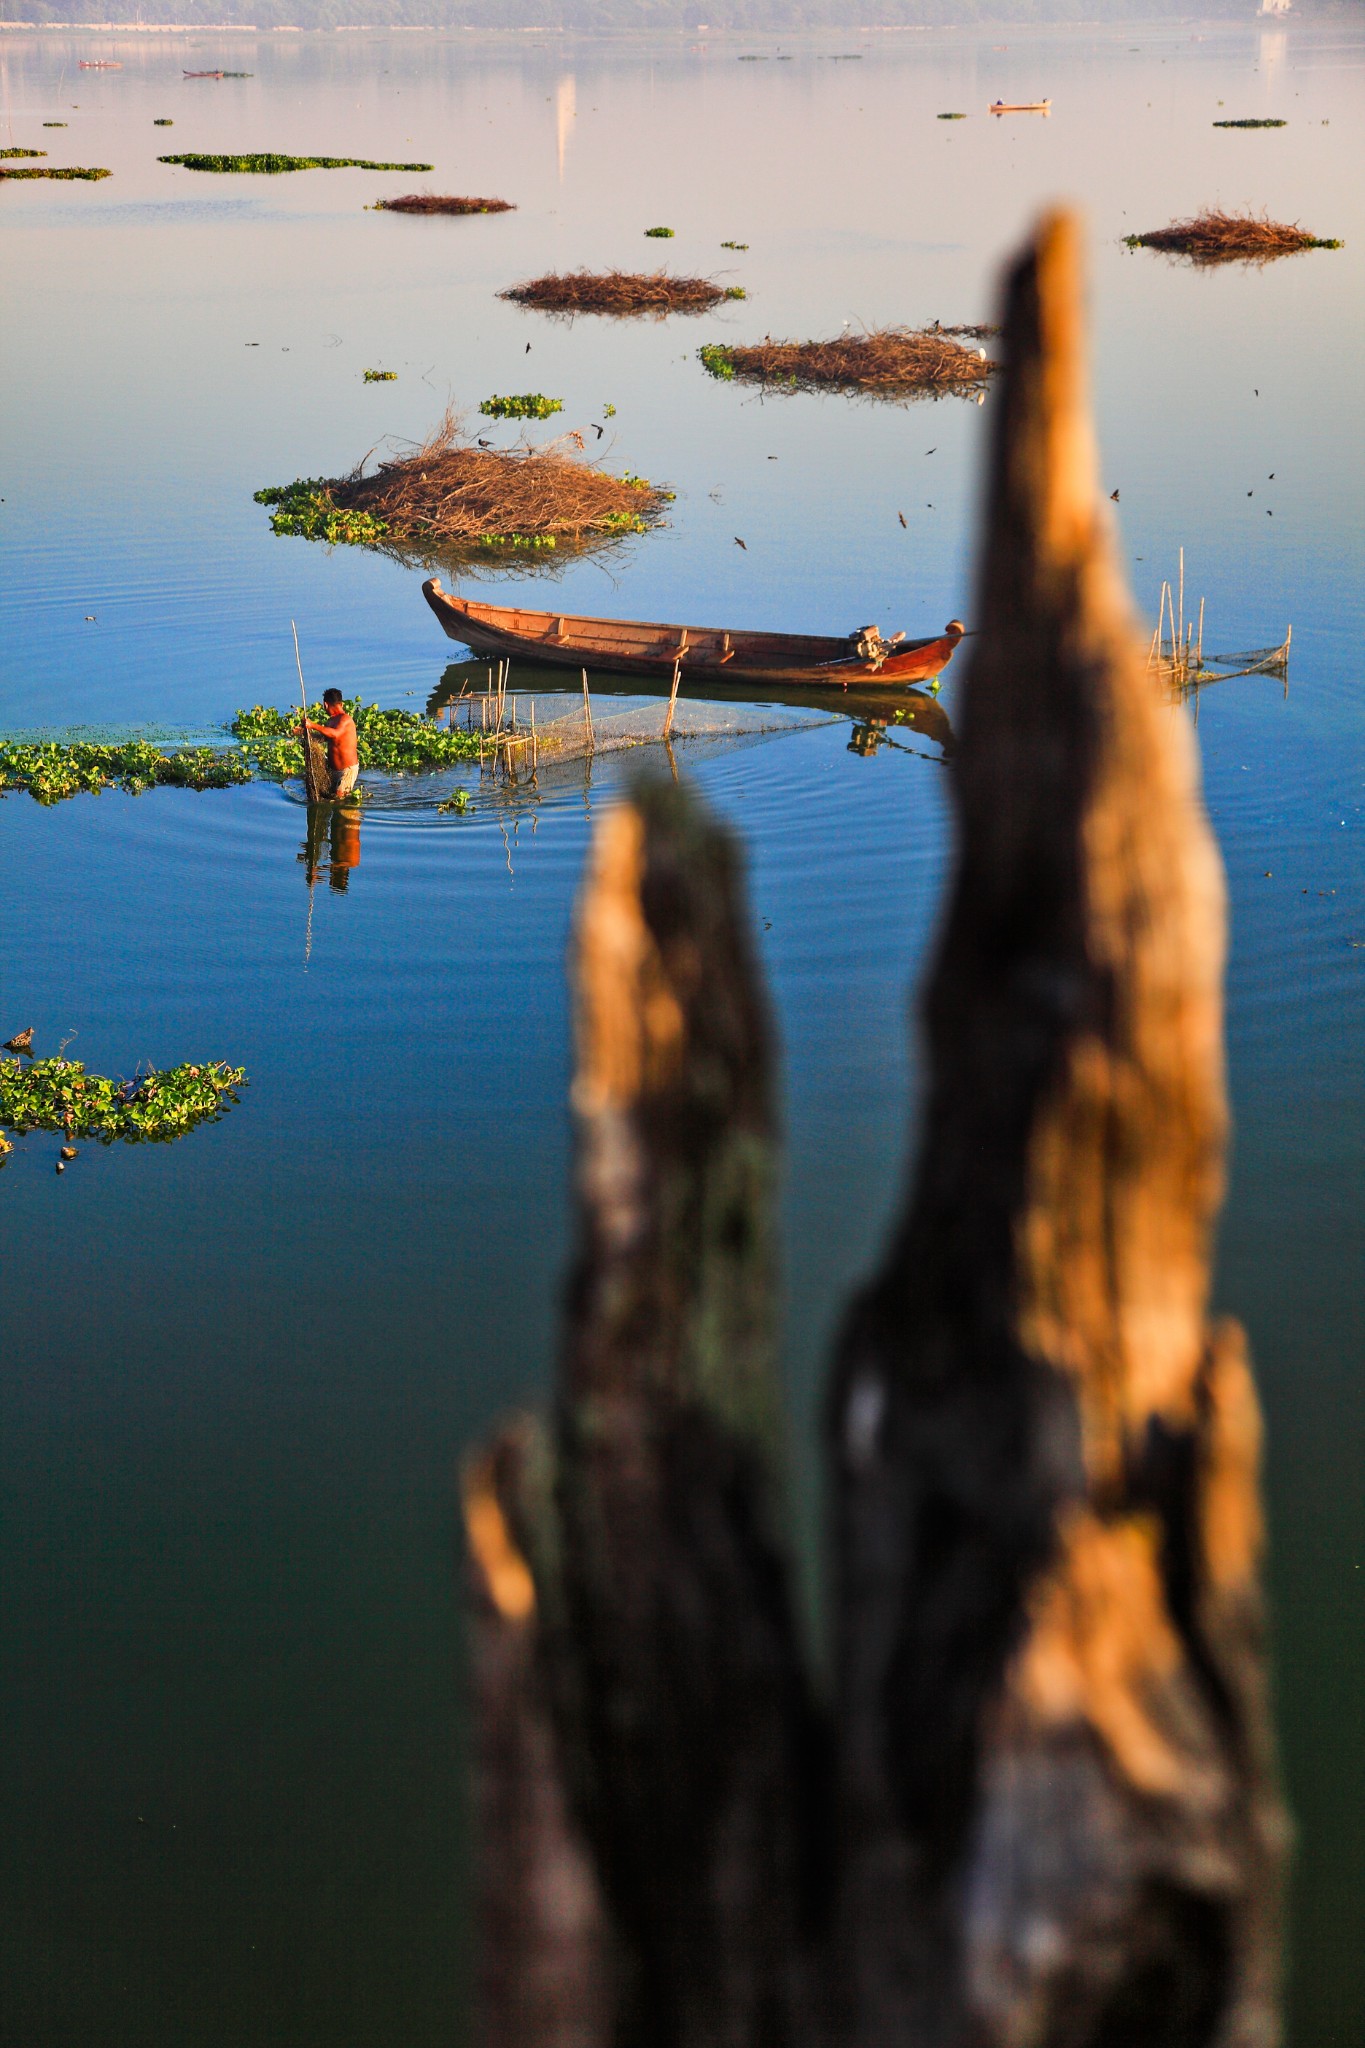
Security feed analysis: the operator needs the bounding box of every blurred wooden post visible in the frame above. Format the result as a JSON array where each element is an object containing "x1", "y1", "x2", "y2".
[
  {"x1": 827, "y1": 208, "x2": 1286, "y2": 2047},
  {"x1": 553, "y1": 780, "x2": 818, "y2": 2047},
  {"x1": 465, "y1": 209, "x2": 1285, "y2": 2048}
]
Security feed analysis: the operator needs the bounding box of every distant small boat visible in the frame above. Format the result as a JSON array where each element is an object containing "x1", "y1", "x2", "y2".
[
  {"x1": 423, "y1": 579, "x2": 967, "y2": 689},
  {"x1": 78, "y1": 59, "x2": 123, "y2": 69},
  {"x1": 989, "y1": 99, "x2": 1051, "y2": 113}
]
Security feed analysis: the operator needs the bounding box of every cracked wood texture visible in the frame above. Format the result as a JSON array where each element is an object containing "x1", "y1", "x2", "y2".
[
  {"x1": 466, "y1": 207, "x2": 1284, "y2": 2048},
  {"x1": 827, "y1": 210, "x2": 1286, "y2": 2048}
]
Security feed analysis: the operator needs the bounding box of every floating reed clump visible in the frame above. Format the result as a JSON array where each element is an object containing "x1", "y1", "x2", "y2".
[
  {"x1": 1126, "y1": 207, "x2": 1341, "y2": 263},
  {"x1": 374, "y1": 192, "x2": 514, "y2": 214},
  {"x1": 501, "y1": 269, "x2": 745, "y2": 316},
  {"x1": 0, "y1": 147, "x2": 45, "y2": 158},
  {"x1": 698, "y1": 325, "x2": 997, "y2": 398},
  {"x1": 1, "y1": 164, "x2": 111, "y2": 181},
  {"x1": 255, "y1": 408, "x2": 670, "y2": 562},
  {"x1": 159, "y1": 151, "x2": 433, "y2": 174}
]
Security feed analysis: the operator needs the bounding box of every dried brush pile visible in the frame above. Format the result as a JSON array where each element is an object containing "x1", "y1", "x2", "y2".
[
  {"x1": 699, "y1": 326, "x2": 997, "y2": 398},
  {"x1": 1125, "y1": 208, "x2": 1341, "y2": 263},
  {"x1": 374, "y1": 193, "x2": 514, "y2": 214},
  {"x1": 501, "y1": 269, "x2": 744, "y2": 316},
  {"x1": 255, "y1": 409, "x2": 670, "y2": 561}
]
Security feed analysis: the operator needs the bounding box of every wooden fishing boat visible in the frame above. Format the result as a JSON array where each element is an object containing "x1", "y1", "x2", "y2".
[
  {"x1": 422, "y1": 579, "x2": 967, "y2": 689},
  {"x1": 989, "y1": 98, "x2": 1051, "y2": 113}
]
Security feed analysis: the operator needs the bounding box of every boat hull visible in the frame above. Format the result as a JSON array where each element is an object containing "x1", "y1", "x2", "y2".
[{"x1": 422, "y1": 580, "x2": 964, "y2": 689}]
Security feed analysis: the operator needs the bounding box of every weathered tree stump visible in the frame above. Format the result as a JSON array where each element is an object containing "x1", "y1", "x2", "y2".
[{"x1": 463, "y1": 209, "x2": 1286, "y2": 2048}]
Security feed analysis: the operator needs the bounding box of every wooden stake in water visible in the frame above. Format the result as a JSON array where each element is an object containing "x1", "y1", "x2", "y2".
[
  {"x1": 582, "y1": 667, "x2": 595, "y2": 755},
  {"x1": 663, "y1": 655, "x2": 682, "y2": 742},
  {"x1": 292, "y1": 619, "x2": 323, "y2": 804}
]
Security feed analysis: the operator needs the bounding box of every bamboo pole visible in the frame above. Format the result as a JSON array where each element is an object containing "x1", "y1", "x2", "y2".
[
  {"x1": 582, "y1": 667, "x2": 595, "y2": 755},
  {"x1": 663, "y1": 655, "x2": 682, "y2": 741},
  {"x1": 291, "y1": 619, "x2": 324, "y2": 804}
]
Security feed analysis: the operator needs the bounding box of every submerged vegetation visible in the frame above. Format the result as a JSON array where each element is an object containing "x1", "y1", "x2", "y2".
[
  {"x1": 0, "y1": 147, "x2": 44, "y2": 158},
  {"x1": 255, "y1": 413, "x2": 669, "y2": 562},
  {"x1": 1, "y1": 165, "x2": 111, "y2": 181},
  {"x1": 501, "y1": 270, "x2": 744, "y2": 316},
  {"x1": 1125, "y1": 208, "x2": 1341, "y2": 262},
  {"x1": 374, "y1": 192, "x2": 513, "y2": 214},
  {"x1": 1, "y1": 1053, "x2": 247, "y2": 1151},
  {"x1": 698, "y1": 326, "x2": 997, "y2": 398},
  {"x1": 158, "y1": 152, "x2": 433, "y2": 174},
  {"x1": 479, "y1": 392, "x2": 563, "y2": 420},
  {"x1": 0, "y1": 739, "x2": 251, "y2": 805}
]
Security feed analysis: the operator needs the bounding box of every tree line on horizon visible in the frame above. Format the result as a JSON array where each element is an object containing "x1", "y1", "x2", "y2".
[{"x1": 8, "y1": 0, "x2": 1308, "y2": 38}]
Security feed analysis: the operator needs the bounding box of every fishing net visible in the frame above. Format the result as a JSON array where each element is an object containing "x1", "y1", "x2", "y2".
[
  {"x1": 1198, "y1": 644, "x2": 1291, "y2": 674},
  {"x1": 437, "y1": 688, "x2": 836, "y2": 786}
]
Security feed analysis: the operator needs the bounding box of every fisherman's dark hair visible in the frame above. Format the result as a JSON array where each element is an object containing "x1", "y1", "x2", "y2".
[{"x1": 322, "y1": 688, "x2": 344, "y2": 706}]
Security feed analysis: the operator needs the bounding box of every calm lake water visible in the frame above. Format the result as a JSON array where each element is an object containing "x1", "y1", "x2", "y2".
[{"x1": 2, "y1": 19, "x2": 1362, "y2": 2045}]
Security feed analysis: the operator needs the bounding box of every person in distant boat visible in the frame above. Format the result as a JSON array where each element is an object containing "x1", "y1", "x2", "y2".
[{"x1": 302, "y1": 688, "x2": 359, "y2": 800}]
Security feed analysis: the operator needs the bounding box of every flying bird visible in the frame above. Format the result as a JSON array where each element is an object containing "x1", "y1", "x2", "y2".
[
  {"x1": 925, "y1": 447, "x2": 937, "y2": 455},
  {"x1": 525, "y1": 343, "x2": 532, "y2": 353},
  {"x1": 1269, "y1": 472, "x2": 1275, "y2": 479},
  {"x1": 734, "y1": 536, "x2": 747, "y2": 550},
  {"x1": 898, "y1": 511, "x2": 907, "y2": 528},
  {"x1": 1110, "y1": 488, "x2": 1120, "y2": 501}
]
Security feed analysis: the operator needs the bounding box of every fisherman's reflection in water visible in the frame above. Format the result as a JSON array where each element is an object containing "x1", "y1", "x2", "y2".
[{"x1": 300, "y1": 801, "x2": 363, "y2": 893}]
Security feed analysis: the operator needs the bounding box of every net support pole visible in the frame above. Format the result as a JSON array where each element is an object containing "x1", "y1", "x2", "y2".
[
  {"x1": 582, "y1": 668, "x2": 595, "y2": 755},
  {"x1": 663, "y1": 657, "x2": 682, "y2": 742}
]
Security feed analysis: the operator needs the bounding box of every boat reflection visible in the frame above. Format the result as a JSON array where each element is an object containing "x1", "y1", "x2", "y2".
[{"x1": 427, "y1": 658, "x2": 958, "y2": 763}]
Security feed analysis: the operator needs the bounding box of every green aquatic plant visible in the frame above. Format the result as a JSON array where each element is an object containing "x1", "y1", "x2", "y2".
[
  {"x1": 253, "y1": 479, "x2": 390, "y2": 545},
  {"x1": 602, "y1": 402, "x2": 616, "y2": 417},
  {"x1": 0, "y1": 739, "x2": 252, "y2": 805},
  {"x1": 0, "y1": 147, "x2": 44, "y2": 158},
  {"x1": 720, "y1": 240, "x2": 748, "y2": 250},
  {"x1": 644, "y1": 226, "x2": 674, "y2": 238},
  {"x1": 42, "y1": 122, "x2": 68, "y2": 128},
  {"x1": 478, "y1": 392, "x2": 563, "y2": 420},
  {"x1": 154, "y1": 118, "x2": 174, "y2": 126},
  {"x1": 938, "y1": 111, "x2": 967, "y2": 119},
  {"x1": 158, "y1": 152, "x2": 432, "y2": 174},
  {"x1": 1, "y1": 1054, "x2": 246, "y2": 1148},
  {"x1": 1213, "y1": 118, "x2": 1286, "y2": 129},
  {"x1": 231, "y1": 700, "x2": 485, "y2": 776},
  {"x1": 724, "y1": 287, "x2": 747, "y2": 300},
  {"x1": 363, "y1": 368, "x2": 397, "y2": 382},
  {"x1": 477, "y1": 532, "x2": 557, "y2": 550},
  {"x1": 0, "y1": 165, "x2": 111, "y2": 181},
  {"x1": 438, "y1": 788, "x2": 474, "y2": 813},
  {"x1": 697, "y1": 343, "x2": 736, "y2": 380}
]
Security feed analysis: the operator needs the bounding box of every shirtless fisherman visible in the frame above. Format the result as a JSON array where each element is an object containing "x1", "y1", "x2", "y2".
[{"x1": 302, "y1": 689, "x2": 359, "y2": 800}]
